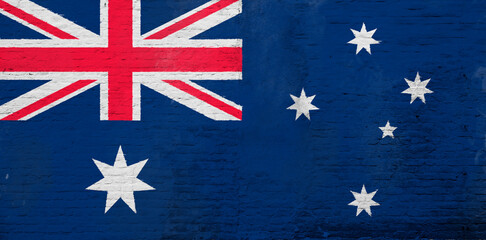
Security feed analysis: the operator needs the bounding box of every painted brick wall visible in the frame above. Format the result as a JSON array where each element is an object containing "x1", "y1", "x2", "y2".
[{"x1": 1, "y1": 0, "x2": 486, "y2": 239}]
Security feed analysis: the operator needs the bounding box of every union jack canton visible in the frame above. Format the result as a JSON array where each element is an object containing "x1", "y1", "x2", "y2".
[{"x1": 0, "y1": 0, "x2": 242, "y2": 121}]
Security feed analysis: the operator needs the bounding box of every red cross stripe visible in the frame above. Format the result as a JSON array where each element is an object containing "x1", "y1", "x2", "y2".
[{"x1": 0, "y1": 0, "x2": 243, "y2": 121}]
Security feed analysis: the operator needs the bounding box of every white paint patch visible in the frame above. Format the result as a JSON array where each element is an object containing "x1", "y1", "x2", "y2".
[
  {"x1": 287, "y1": 88, "x2": 319, "y2": 120},
  {"x1": 402, "y1": 72, "x2": 433, "y2": 104},
  {"x1": 135, "y1": 72, "x2": 242, "y2": 81},
  {"x1": 348, "y1": 23, "x2": 380, "y2": 54},
  {"x1": 348, "y1": 185, "x2": 380, "y2": 216},
  {"x1": 86, "y1": 146, "x2": 155, "y2": 214},
  {"x1": 379, "y1": 121, "x2": 397, "y2": 139}
]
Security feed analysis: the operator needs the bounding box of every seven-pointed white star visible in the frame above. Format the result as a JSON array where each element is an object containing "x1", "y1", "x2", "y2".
[
  {"x1": 287, "y1": 88, "x2": 319, "y2": 120},
  {"x1": 348, "y1": 23, "x2": 380, "y2": 54},
  {"x1": 402, "y1": 72, "x2": 433, "y2": 104},
  {"x1": 379, "y1": 121, "x2": 397, "y2": 139},
  {"x1": 86, "y1": 146, "x2": 155, "y2": 213},
  {"x1": 348, "y1": 185, "x2": 380, "y2": 216}
]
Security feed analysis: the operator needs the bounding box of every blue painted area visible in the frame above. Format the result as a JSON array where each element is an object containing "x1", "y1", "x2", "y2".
[
  {"x1": 0, "y1": 14, "x2": 48, "y2": 39},
  {"x1": 0, "y1": 0, "x2": 486, "y2": 239},
  {"x1": 31, "y1": 0, "x2": 100, "y2": 34}
]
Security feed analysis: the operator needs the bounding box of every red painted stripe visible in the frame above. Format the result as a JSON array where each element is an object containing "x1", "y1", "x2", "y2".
[
  {"x1": 164, "y1": 80, "x2": 242, "y2": 120},
  {"x1": 1, "y1": 80, "x2": 95, "y2": 120},
  {"x1": 0, "y1": 0, "x2": 77, "y2": 39},
  {"x1": 108, "y1": 70, "x2": 132, "y2": 121},
  {"x1": 0, "y1": 47, "x2": 242, "y2": 72},
  {"x1": 108, "y1": 0, "x2": 132, "y2": 47},
  {"x1": 106, "y1": 0, "x2": 133, "y2": 120},
  {"x1": 145, "y1": 0, "x2": 239, "y2": 40}
]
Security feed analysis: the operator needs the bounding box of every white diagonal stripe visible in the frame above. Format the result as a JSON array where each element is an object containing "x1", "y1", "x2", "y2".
[
  {"x1": 0, "y1": 72, "x2": 104, "y2": 120},
  {"x1": 1, "y1": 0, "x2": 98, "y2": 39},
  {"x1": 139, "y1": 77, "x2": 241, "y2": 121},
  {"x1": 141, "y1": 0, "x2": 241, "y2": 41}
]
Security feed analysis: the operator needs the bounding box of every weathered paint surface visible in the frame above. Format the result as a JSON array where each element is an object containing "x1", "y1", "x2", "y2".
[{"x1": 0, "y1": 0, "x2": 485, "y2": 239}]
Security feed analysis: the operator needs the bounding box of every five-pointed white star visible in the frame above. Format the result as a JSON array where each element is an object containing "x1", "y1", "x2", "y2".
[
  {"x1": 287, "y1": 88, "x2": 319, "y2": 120},
  {"x1": 348, "y1": 23, "x2": 380, "y2": 54},
  {"x1": 86, "y1": 146, "x2": 155, "y2": 213},
  {"x1": 402, "y1": 72, "x2": 433, "y2": 104},
  {"x1": 379, "y1": 121, "x2": 397, "y2": 139},
  {"x1": 348, "y1": 185, "x2": 380, "y2": 216}
]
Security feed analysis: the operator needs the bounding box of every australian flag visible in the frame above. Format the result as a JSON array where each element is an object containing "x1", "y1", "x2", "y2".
[{"x1": 0, "y1": 0, "x2": 485, "y2": 239}]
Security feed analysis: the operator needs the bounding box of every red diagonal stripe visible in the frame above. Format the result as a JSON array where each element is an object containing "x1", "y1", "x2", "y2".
[
  {"x1": 2, "y1": 80, "x2": 96, "y2": 121},
  {"x1": 145, "y1": 0, "x2": 239, "y2": 40},
  {"x1": 0, "y1": 0, "x2": 77, "y2": 39},
  {"x1": 163, "y1": 80, "x2": 242, "y2": 120}
]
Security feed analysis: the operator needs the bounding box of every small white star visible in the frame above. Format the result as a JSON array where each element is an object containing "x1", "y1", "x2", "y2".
[
  {"x1": 379, "y1": 121, "x2": 397, "y2": 139},
  {"x1": 348, "y1": 185, "x2": 380, "y2": 216},
  {"x1": 348, "y1": 23, "x2": 380, "y2": 54},
  {"x1": 86, "y1": 146, "x2": 155, "y2": 213},
  {"x1": 401, "y1": 72, "x2": 433, "y2": 104},
  {"x1": 287, "y1": 88, "x2": 319, "y2": 120}
]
